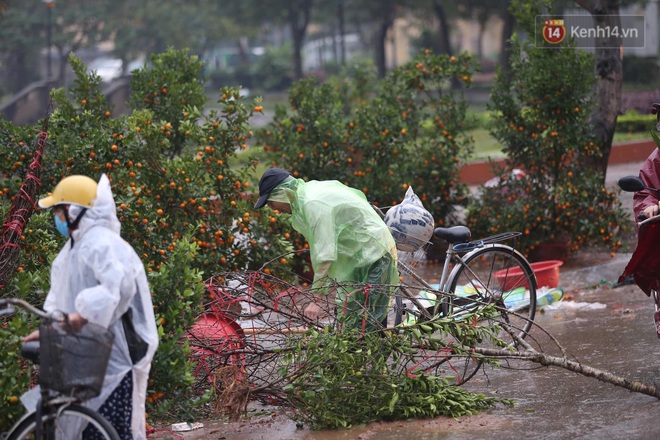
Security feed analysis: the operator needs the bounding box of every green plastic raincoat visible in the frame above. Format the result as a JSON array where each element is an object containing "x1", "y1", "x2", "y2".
[{"x1": 274, "y1": 177, "x2": 399, "y2": 328}]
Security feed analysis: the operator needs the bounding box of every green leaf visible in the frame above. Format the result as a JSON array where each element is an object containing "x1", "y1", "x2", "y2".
[{"x1": 388, "y1": 392, "x2": 399, "y2": 413}]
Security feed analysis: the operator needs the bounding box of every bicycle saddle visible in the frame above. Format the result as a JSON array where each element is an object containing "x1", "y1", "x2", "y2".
[{"x1": 433, "y1": 226, "x2": 471, "y2": 244}]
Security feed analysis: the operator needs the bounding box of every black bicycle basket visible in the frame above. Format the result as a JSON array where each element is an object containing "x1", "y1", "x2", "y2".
[{"x1": 38, "y1": 319, "x2": 115, "y2": 399}]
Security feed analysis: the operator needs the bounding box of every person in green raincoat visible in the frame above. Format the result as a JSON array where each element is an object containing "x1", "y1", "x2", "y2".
[{"x1": 254, "y1": 168, "x2": 399, "y2": 331}]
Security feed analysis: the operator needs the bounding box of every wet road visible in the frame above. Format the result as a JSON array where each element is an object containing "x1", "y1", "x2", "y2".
[{"x1": 461, "y1": 281, "x2": 660, "y2": 440}]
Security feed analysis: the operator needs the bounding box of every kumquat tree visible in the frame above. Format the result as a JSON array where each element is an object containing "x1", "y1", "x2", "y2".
[
  {"x1": 0, "y1": 48, "x2": 294, "y2": 426},
  {"x1": 258, "y1": 51, "x2": 476, "y2": 274},
  {"x1": 259, "y1": 50, "x2": 476, "y2": 225},
  {"x1": 466, "y1": 20, "x2": 628, "y2": 259}
]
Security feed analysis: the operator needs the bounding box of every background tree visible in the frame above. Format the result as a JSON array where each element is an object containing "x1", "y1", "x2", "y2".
[
  {"x1": 106, "y1": 0, "x2": 143, "y2": 73},
  {"x1": 0, "y1": 2, "x2": 42, "y2": 93},
  {"x1": 573, "y1": 0, "x2": 623, "y2": 180},
  {"x1": 498, "y1": 10, "x2": 516, "y2": 83},
  {"x1": 422, "y1": 0, "x2": 460, "y2": 89},
  {"x1": 431, "y1": 0, "x2": 455, "y2": 56},
  {"x1": 346, "y1": 0, "x2": 408, "y2": 77},
  {"x1": 0, "y1": 0, "x2": 543, "y2": 95},
  {"x1": 217, "y1": 0, "x2": 313, "y2": 81},
  {"x1": 112, "y1": 0, "x2": 210, "y2": 58},
  {"x1": 203, "y1": 1, "x2": 264, "y2": 66},
  {"x1": 457, "y1": 0, "x2": 511, "y2": 62},
  {"x1": 287, "y1": 0, "x2": 314, "y2": 80},
  {"x1": 48, "y1": 0, "x2": 114, "y2": 82},
  {"x1": 303, "y1": 0, "x2": 352, "y2": 72},
  {"x1": 467, "y1": 3, "x2": 628, "y2": 258}
]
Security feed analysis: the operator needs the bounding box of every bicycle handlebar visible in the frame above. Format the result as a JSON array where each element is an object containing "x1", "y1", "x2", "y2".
[
  {"x1": 0, "y1": 298, "x2": 65, "y2": 321},
  {"x1": 638, "y1": 214, "x2": 660, "y2": 228}
]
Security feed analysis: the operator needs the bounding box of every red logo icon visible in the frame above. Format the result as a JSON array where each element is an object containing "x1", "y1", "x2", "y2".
[{"x1": 543, "y1": 19, "x2": 566, "y2": 44}]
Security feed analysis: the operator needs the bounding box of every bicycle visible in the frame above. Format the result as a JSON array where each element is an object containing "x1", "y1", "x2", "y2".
[
  {"x1": 189, "y1": 212, "x2": 539, "y2": 390},
  {"x1": 375, "y1": 204, "x2": 538, "y2": 384},
  {"x1": 0, "y1": 298, "x2": 119, "y2": 440}
]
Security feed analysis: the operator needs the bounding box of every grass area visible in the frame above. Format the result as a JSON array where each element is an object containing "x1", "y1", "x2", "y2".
[
  {"x1": 467, "y1": 128, "x2": 504, "y2": 161},
  {"x1": 470, "y1": 127, "x2": 654, "y2": 162},
  {"x1": 613, "y1": 131, "x2": 653, "y2": 143},
  {"x1": 467, "y1": 107, "x2": 656, "y2": 160}
]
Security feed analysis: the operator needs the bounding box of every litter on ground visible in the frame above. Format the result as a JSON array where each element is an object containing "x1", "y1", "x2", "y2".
[{"x1": 544, "y1": 301, "x2": 607, "y2": 311}]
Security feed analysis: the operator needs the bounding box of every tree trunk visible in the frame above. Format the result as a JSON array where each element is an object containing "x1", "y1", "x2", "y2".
[
  {"x1": 476, "y1": 20, "x2": 485, "y2": 61},
  {"x1": 13, "y1": 49, "x2": 29, "y2": 92},
  {"x1": 498, "y1": 10, "x2": 515, "y2": 84},
  {"x1": 432, "y1": 0, "x2": 452, "y2": 55},
  {"x1": 373, "y1": 0, "x2": 396, "y2": 78},
  {"x1": 432, "y1": 0, "x2": 461, "y2": 89},
  {"x1": 574, "y1": 0, "x2": 623, "y2": 182},
  {"x1": 337, "y1": 0, "x2": 346, "y2": 65},
  {"x1": 375, "y1": 20, "x2": 392, "y2": 78},
  {"x1": 57, "y1": 47, "x2": 67, "y2": 83},
  {"x1": 288, "y1": 0, "x2": 313, "y2": 80},
  {"x1": 236, "y1": 37, "x2": 250, "y2": 65}
]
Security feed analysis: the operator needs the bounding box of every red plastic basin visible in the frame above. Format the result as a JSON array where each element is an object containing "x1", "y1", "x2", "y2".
[
  {"x1": 494, "y1": 260, "x2": 563, "y2": 290},
  {"x1": 187, "y1": 312, "x2": 246, "y2": 383}
]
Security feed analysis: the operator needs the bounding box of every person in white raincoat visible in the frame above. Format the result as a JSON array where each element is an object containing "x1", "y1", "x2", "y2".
[
  {"x1": 24, "y1": 174, "x2": 159, "y2": 439},
  {"x1": 254, "y1": 168, "x2": 399, "y2": 331}
]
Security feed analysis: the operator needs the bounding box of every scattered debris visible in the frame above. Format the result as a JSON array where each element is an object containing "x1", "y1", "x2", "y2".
[
  {"x1": 171, "y1": 422, "x2": 204, "y2": 432},
  {"x1": 544, "y1": 301, "x2": 607, "y2": 311}
]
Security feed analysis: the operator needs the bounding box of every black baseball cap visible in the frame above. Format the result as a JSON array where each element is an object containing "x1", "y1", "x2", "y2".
[{"x1": 254, "y1": 168, "x2": 292, "y2": 209}]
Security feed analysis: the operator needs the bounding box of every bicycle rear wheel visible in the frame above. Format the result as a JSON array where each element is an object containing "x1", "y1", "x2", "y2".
[
  {"x1": 446, "y1": 244, "x2": 537, "y2": 381},
  {"x1": 7, "y1": 404, "x2": 120, "y2": 440},
  {"x1": 448, "y1": 244, "x2": 537, "y2": 342}
]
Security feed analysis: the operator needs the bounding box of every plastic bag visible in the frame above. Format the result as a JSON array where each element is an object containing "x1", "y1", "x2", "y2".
[{"x1": 385, "y1": 186, "x2": 434, "y2": 252}]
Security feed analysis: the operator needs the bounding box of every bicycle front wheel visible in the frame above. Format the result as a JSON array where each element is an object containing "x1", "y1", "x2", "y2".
[
  {"x1": 448, "y1": 244, "x2": 537, "y2": 344},
  {"x1": 7, "y1": 404, "x2": 120, "y2": 440}
]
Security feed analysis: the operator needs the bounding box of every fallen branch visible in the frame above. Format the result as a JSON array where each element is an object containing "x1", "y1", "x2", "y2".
[
  {"x1": 191, "y1": 269, "x2": 660, "y2": 425},
  {"x1": 474, "y1": 345, "x2": 660, "y2": 398}
]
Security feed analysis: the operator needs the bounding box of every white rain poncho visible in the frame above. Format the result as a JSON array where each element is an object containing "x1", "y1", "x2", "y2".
[
  {"x1": 43, "y1": 174, "x2": 158, "y2": 439},
  {"x1": 271, "y1": 177, "x2": 399, "y2": 328}
]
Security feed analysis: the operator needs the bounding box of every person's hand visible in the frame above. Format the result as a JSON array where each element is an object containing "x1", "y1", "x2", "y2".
[
  {"x1": 21, "y1": 330, "x2": 39, "y2": 342},
  {"x1": 66, "y1": 312, "x2": 88, "y2": 333},
  {"x1": 304, "y1": 302, "x2": 323, "y2": 320},
  {"x1": 643, "y1": 202, "x2": 660, "y2": 219}
]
